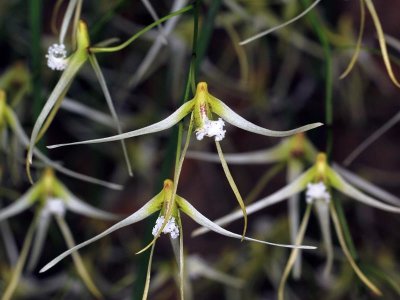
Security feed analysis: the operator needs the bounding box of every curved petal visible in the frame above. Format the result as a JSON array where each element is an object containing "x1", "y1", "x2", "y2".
[
  {"x1": 177, "y1": 196, "x2": 315, "y2": 250},
  {"x1": 328, "y1": 166, "x2": 400, "y2": 213},
  {"x1": 192, "y1": 168, "x2": 314, "y2": 237},
  {"x1": 186, "y1": 145, "x2": 284, "y2": 165},
  {"x1": 62, "y1": 187, "x2": 120, "y2": 221},
  {"x1": 0, "y1": 185, "x2": 41, "y2": 222},
  {"x1": 334, "y1": 164, "x2": 400, "y2": 206},
  {"x1": 210, "y1": 96, "x2": 323, "y2": 137},
  {"x1": 47, "y1": 100, "x2": 195, "y2": 149},
  {"x1": 40, "y1": 193, "x2": 164, "y2": 273}
]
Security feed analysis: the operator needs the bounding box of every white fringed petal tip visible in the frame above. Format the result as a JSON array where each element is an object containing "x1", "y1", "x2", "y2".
[
  {"x1": 46, "y1": 44, "x2": 68, "y2": 71},
  {"x1": 152, "y1": 215, "x2": 179, "y2": 239},
  {"x1": 306, "y1": 182, "x2": 331, "y2": 204}
]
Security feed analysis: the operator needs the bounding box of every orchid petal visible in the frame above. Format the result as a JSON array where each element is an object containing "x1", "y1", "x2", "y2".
[
  {"x1": 192, "y1": 168, "x2": 314, "y2": 237},
  {"x1": 142, "y1": 242, "x2": 156, "y2": 300},
  {"x1": 5, "y1": 106, "x2": 123, "y2": 190},
  {"x1": 40, "y1": 193, "x2": 164, "y2": 273},
  {"x1": 315, "y1": 200, "x2": 333, "y2": 279},
  {"x1": 178, "y1": 196, "x2": 315, "y2": 250},
  {"x1": 27, "y1": 211, "x2": 51, "y2": 271},
  {"x1": 0, "y1": 185, "x2": 41, "y2": 222},
  {"x1": 28, "y1": 51, "x2": 87, "y2": 164},
  {"x1": 209, "y1": 96, "x2": 323, "y2": 137},
  {"x1": 334, "y1": 164, "x2": 400, "y2": 206},
  {"x1": 89, "y1": 54, "x2": 133, "y2": 176},
  {"x1": 187, "y1": 145, "x2": 284, "y2": 165},
  {"x1": 287, "y1": 159, "x2": 303, "y2": 279},
  {"x1": 59, "y1": 0, "x2": 78, "y2": 44},
  {"x1": 61, "y1": 186, "x2": 120, "y2": 221},
  {"x1": 47, "y1": 100, "x2": 195, "y2": 149},
  {"x1": 328, "y1": 166, "x2": 400, "y2": 213}
]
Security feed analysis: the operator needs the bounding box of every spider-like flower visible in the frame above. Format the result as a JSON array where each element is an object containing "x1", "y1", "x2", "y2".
[
  {"x1": 193, "y1": 153, "x2": 400, "y2": 298},
  {"x1": 39, "y1": 179, "x2": 315, "y2": 299},
  {"x1": 0, "y1": 168, "x2": 118, "y2": 299},
  {"x1": 46, "y1": 44, "x2": 68, "y2": 71}
]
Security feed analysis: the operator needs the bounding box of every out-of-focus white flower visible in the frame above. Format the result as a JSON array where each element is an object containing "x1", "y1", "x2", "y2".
[
  {"x1": 46, "y1": 44, "x2": 68, "y2": 71},
  {"x1": 42, "y1": 198, "x2": 67, "y2": 217},
  {"x1": 152, "y1": 215, "x2": 179, "y2": 239},
  {"x1": 195, "y1": 117, "x2": 226, "y2": 142},
  {"x1": 305, "y1": 182, "x2": 331, "y2": 204}
]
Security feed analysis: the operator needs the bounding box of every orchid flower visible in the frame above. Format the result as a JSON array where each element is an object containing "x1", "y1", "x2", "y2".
[
  {"x1": 187, "y1": 133, "x2": 317, "y2": 278},
  {"x1": 40, "y1": 179, "x2": 315, "y2": 300},
  {"x1": 28, "y1": 4, "x2": 193, "y2": 176},
  {"x1": 193, "y1": 153, "x2": 400, "y2": 298},
  {"x1": 0, "y1": 168, "x2": 119, "y2": 299},
  {"x1": 0, "y1": 90, "x2": 121, "y2": 190},
  {"x1": 47, "y1": 81, "x2": 323, "y2": 237}
]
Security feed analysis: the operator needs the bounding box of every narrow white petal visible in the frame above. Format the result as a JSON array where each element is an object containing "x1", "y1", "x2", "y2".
[
  {"x1": 47, "y1": 100, "x2": 195, "y2": 149},
  {"x1": 5, "y1": 107, "x2": 123, "y2": 190},
  {"x1": 59, "y1": 0, "x2": 78, "y2": 44},
  {"x1": 64, "y1": 190, "x2": 120, "y2": 221},
  {"x1": 334, "y1": 164, "x2": 400, "y2": 206},
  {"x1": 187, "y1": 146, "x2": 283, "y2": 165},
  {"x1": 27, "y1": 212, "x2": 51, "y2": 271},
  {"x1": 328, "y1": 167, "x2": 400, "y2": 213},
  {"x1": 315, "y1": 200, "x2": 333, "y2": 279},
  {"x1": 211, "y1": 97, "x2": 323, "y2": 137},
  {"x1": 0, "y1": 186, "x2": 40, "y2": 222},
  {"x1": 287, "y1": 159, "x2": 303, "y2": 279},
  {"x1": 178, "y1": 196, "x2": 315, "y2": 249},
  {"x1": 141, "y1": 0, "x2": 168, "y2": 45},
  {"x1": 28, "y1": 54, "x2": 86, "y2": 163},
  {"x1": 192, "y1": 168, "x2": 313, "y2": 237},
  {"x1": 40, "y1": 194, "x2": 163, "y2": 272}
]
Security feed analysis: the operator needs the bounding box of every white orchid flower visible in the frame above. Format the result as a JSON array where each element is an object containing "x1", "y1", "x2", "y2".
[
  {"x1": 47, "y1": 82, "x2": 323, "y2": 238},
  {"x1": 0, "y1": 90, "x2": 122, "y2": 190},
  {"x1": 0, "y1": 168, "x2": 119, "y2": 299},
  {"x1": 193, "y1": 152, "x2": 400, "y2": 298},
  {"x1": 40, "y1": 179, "x2": 316, "y2": 300}
]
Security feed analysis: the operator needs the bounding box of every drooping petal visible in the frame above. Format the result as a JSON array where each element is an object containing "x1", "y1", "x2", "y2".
[
  {"x1": 177, "y1": 196, "x2": 316, "y2": 249},
  {"x1": 209, "y1": 96, "x2": 323, "y2": 137},
  {"x1": 27, "y1": 211, "x2": 51, "y2": 271},
  {"x1": 40, "y1": 193, "x2": 164, "y2": 273},
  {"x1": 315, "y1": 200, "x2": 333, "y2": 279},
  {"x1": 5, "y1": 106, "x2": 123, "y2": 190},
  {"x1": 47, "y1": 100, "x2": 195, "y2": 149},
  {"x1": 334, "y1": 164, "x2": 400, "y2": 206},
  {"x1": 287, "y1": 159, "x2": 303, "y2": 279},
  {"x1": 0, "y1": 185, "x2": 41, "y2": 222},
  {"x1": 89, "y1": 54, "x2": 133, "y2": 176},
  {"x1": 328, "y1": 166, "x2": 400, "y2": 213},
  {"x1": 192, "y1": 168, "x2": 314, "y2": 237}
]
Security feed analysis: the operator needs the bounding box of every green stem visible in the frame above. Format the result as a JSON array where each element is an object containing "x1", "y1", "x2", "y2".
[
  {"x1": 91, "y1": 5, "x2": 193, "y2": 53},
  {"x1": 301, "y1": 0, "x2": 333, "y2": 159}
]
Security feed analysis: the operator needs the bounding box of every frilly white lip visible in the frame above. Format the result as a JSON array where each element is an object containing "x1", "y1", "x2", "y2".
[
  {"x1": 305, "y1": 182, "x2": 331, "y2": 204},
  {"x1": 152, "y1": 215, "x2": 179, "y2": 239},
  {"x1": 46, "y1": 44, "x2": 68, "y2": 71},
  {"x1": 195, "y1": 117, "x2": 226, "y2": 142}
]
